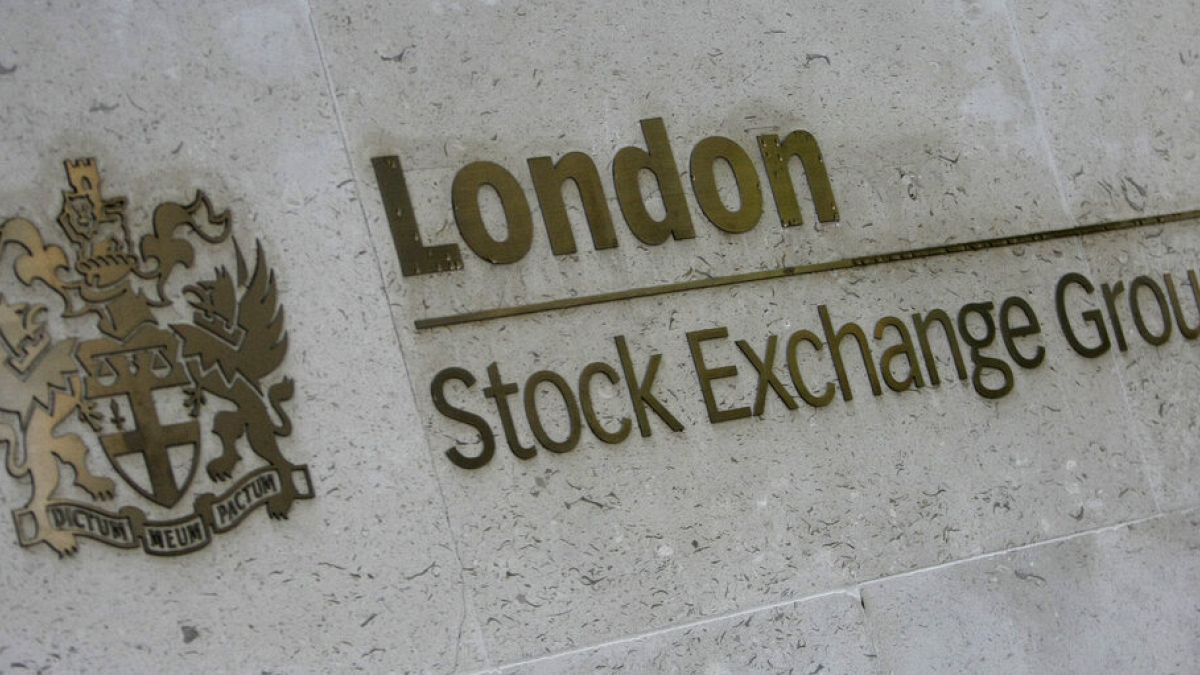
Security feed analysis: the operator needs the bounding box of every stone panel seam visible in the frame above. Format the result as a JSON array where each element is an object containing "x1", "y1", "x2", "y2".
[
  {"x1": 301, "y1": 3, "x2": 490, "y2": 670},
  {"x1": 1002, "y1": 1, "x2": 1166, "y2": 515},
  {"x1": 857, "y1": 506, "x2": 1195, "y2": 594},
  {"x1": 480, "y1": 506, "x2": 1197, "y2": 673},
  {"x1": 999, "y1": 0, "x2": 1072, "y2": 224},
  {"x1": 471, "y1": 588, "x2": 866, "y2": 675},
  {"x1": 1096, "y1": 330, "x2": 1166, "y2": 514}
]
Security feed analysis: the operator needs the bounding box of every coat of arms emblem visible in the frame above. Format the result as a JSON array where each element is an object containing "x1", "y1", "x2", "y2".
[{"x1": 0, "y1": 159, "x2": 312, "y2": 556}]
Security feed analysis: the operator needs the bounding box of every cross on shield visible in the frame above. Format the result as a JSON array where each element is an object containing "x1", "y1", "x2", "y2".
[{"x1": 77, "y1": 328, "x2": 200, "y2": 507}]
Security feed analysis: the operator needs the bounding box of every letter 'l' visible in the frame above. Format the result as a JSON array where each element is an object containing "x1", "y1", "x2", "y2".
[{"x1": 372, "y1": 155, "x2": 464, "y2": 276}]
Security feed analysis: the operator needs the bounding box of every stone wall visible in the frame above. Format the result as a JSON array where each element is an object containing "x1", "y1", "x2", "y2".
[{"x1": 0, "y1": 0, "x2": 1197, "y2": 671}]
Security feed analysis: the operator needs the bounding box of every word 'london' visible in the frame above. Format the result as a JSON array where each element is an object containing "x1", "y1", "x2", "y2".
[
  {"x1": 371, "y1": 117, "x2": 1200, "y2": 470},
  {"x1": 372, "y1": 116, "x2": 838, "y2": 273}
]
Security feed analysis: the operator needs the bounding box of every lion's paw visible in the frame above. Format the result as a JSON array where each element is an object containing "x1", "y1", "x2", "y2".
[
  {"x1": 206, "y1": 456, "x2": 238, "y2": 481},
  {"x1": 79, "y1": 475, "x2": 117, "y2": 501},
  {"x1": 266, "y1": 494, "x2": 293, "y2": 520},
  {"x1": 42, "y1": 529, "x2": 78, "y2": 557}
]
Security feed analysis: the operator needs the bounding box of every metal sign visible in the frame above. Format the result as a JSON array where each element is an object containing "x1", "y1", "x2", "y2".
[{"x1": 0, "y1": 159, "x2": 312, "y2": 557}]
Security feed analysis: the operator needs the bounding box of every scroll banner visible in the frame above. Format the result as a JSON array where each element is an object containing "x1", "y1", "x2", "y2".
[{"x1": 13, "y1": 466, "x2": 313, "y2": 556}]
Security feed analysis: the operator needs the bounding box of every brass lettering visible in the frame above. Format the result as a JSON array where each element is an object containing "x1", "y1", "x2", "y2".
[
  {"x1": 785, "y1": 329, "x2": 836, "y2": 407},
  {"x1": 1056, "y1": 272, "x2": 1111, "y2": 358},
  {"x1": 523, "y1": 370, "x2": 582, "y2": 453},
  {"x1": 757, "y1": 130, "x2": 839, "y2": 227},
  {"x1": 1101, "y1": 280, "x2": 1129, "y2": 351},
  {"x1": 528, "y1": 152, "x2": 618, "y2": 254},
  {"x1": 483, "y1": 362, "x2": 535, "y2": 459},
  {"x1": 686, "y1": 327, "x2": 751, "y2": 423},
  {"x1": 907, "y1": 309, "x2": 964, "y2": 384},
  {"x1": 999, "y1": 296, "x2": 1045, "y2": 369},
  {"x1": 612, "y1": 118, "x2": 695, "y2": 246},
  {"x1": 452, "y1": 161, "x2": 534, "y2": 264},
  {"x1": 957, "y1": 302, "x2": 1013, "y2": 399},
  {"x1": 615, "y1": 335, "x2": 684, "y2": 436},
  {"x1": 689, "y1": 136, "x2": 763, "y2": 234},
  {"x1": 735, "y1": 336, "x2": 798, "y2": 415},
  {"x1": 818, "y1": 305, "x2": 881, "y2": 401},
  {"x1": 431, "y1": 367, "x2": 496, "y2": 469},
  {"x1": 1129, "y1": 275, "x2": 1171, "y2": 346},
  {"x1": 873, "y1": 316, "x2": 923, "y2": 392},
  {"x1": 371, "y1": 155, "x2": 464, "y2": 276},
  {"x1": 1164, "y1": 271, "x2": 1200, "y2": 339},
  {"x1": 578, "y1": 362, "x2": 632, "y2": 444}
]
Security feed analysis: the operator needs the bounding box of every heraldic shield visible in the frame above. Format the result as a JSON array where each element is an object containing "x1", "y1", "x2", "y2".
[{"x1": 0, "y1": 159, "x2": 312, "y2": 557}]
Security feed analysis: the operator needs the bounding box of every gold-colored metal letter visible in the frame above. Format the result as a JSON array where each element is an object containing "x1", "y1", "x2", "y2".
[
  {"x1": 957, "y1": 302, "x2": 1014, "y2": 399},
  {"x1": 483, "y1": 362, "x2": 535, "y2": 458},
  {"x1": 614, "y1": 335, "x2": 683, "y2": 437},
  {"x1": 873, "y1": 316, "x2": 924, "y2": 392},
  {"x1": 1164, "y1": 271, "x2": 1200, "y2": 339},
  {"x1": 686, "y1": 327, "x2": 751, "y2": 423},
  {"x1": 757, "y1": 130, "x2": 839, "y2": 227},
  {"x1": 431, "y1": 367, "x2": 496, "y2": 469},
  {"x1": 1055, "y1": 272, "x2": 1111, "y2": 358},
  {"x1": 818, "y1": 305, "x2": 881, "y2": 401},
  {"x1": 910, "y1": 309, "x2": 968, "y2": 386},
  {"x1": 1100, "y1": 281, "x2": 1129, "y2": 351},
  {"x1": 785, "y1": 329, "x2": 836, "y2": 407},
  {"x1": 529, "y1": 152, "x2": 618, "y2": 254},
  {"x1": 372, "y1": 156, "x2": 463, "y2": 276},
  {"x1": 735, "y1": 336, "x2": 798, "y2": 415},
  {"x1": 578, "y1": 362, "x2": 632, "y2": 444},
  {"x1": 999, "y1": 297, "x2": 1045, "y2": 368},
  {"x1": 689, "y1": 136, "x2": 763, "y2": 234},
  {"x1": 452, "y1": 161, "x2": 534, "y2": 264},
  {"x1": 612, "y1": 118, "x2": 696, "y2": 246},
  {"x1": 1129, "y1": 275, "x2": 1172, "y2": 346},
  {"x1": 523, "y1": 370, "x2": 581, "y2": 454}
]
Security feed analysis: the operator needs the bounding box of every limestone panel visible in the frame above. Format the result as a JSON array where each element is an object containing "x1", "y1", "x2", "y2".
[
  {"x1": 1075, "y1": 218, "x2": 1200, "y2": 511},
  {"x1": 0, "y1": 1, "x2": 480, "y2": 671},
  {"x1": 861, "y1": 509, "x2": 1200, "y2": 673},
  {"x1": 314, "y1": 0, "x2": 1070, "y2": 325},
  {"x1": 425, "y1": 236, "x2": 1160, "y2": 661},
  {"x1": 501, "y1": 592, "x2": 880, "y2": 674},
  {"x1": 1013, "y1": 0, "x2": 1200, "y2": 222},
  {"x1": 310, "y1": 0, "x2": 1162, "y2": 663}
]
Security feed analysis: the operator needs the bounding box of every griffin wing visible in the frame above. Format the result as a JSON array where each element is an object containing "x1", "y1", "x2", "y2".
[
  {"x1": 174, "y1": 240, "x2": 287, "y2": 387},
  {"x1": 235, "y1": 241, "x2": 288, "y2": 383}
]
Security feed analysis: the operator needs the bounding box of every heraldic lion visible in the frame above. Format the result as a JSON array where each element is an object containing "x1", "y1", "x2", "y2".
[{"x1": 0, "y1": 295, "x2": 116, "y2": 555}]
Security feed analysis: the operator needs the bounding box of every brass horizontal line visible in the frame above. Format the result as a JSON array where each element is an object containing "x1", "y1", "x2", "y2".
[{"x1": 413, "y1": 208, "x2": 1200, "y2": 330}]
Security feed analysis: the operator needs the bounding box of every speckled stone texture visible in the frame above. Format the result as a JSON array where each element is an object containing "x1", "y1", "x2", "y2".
[
  {"x1": 862, "y1": 509, "x2": 1200, "y2": 673},
  {"x1": 0, "y1": 1, "x2": 482, "y2": 671},
  {"x1": 1013, "y1": 0, "x2": 1200, "y2": 223},
  {"x1": 500, "y1": 592, "x2": 880, "y2": 674},
  {"x1": 0, "y1": 0, "x2": 1198, "y2": 672}
]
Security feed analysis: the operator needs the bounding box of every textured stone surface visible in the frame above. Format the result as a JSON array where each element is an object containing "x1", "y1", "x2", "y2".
[
  {"x1": 501, "y1": 592, "x2": 879, "y2": 674},
  {"x1": 1013, "y1": 0, "x2": 1200, "y2": 222},
  {"x1": 406, "y1": 235, "x2": 1157, "y2": 662},
  {"x1": 862, "y1": 509, "x2": 1200, "y2": 673},
  {"x1": 1075, "y1": 218, "x2": 1200, "y2": 511},
  {"x1": 314, "y1": 0, "x2": 1070, "y2": 326},
  {"x1": 307, "y1": 0, "x2": 1170, "y2": 663},
  {"x1": 0, "y1": 1, "x2": 480, "y2": 671},
  {"x1": 0, "y1": 0, "x2": 1197, "y2": 672}
]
